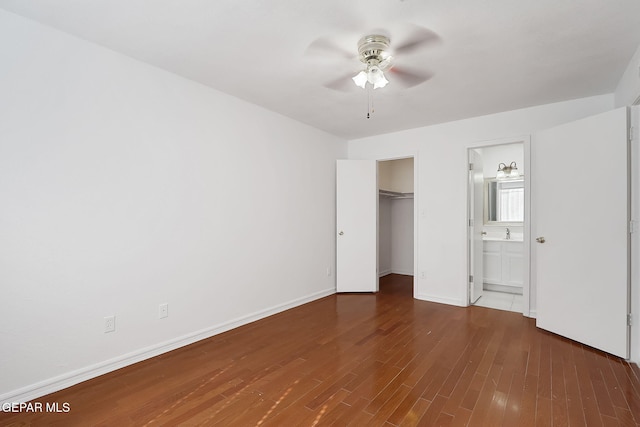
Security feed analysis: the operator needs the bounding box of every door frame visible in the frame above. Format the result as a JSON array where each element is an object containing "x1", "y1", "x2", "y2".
[
  {"x1": 631, "y1": 104, "x2": 639, "y2": 363},
  {"x1": 376, "y1": 154, "x2": 419, "y2": 297},
  {"x1": 466, "y1": 136, "x2": 531, "y2": 317}
]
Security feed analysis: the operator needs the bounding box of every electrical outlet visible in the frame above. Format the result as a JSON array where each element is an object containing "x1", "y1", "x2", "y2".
[
  {"x1": 104, "y1": 315, "x2": 115, "y2": 333},
  {"x1": 420, "y1": 271, "x2": 426, "y2": 279},
  {"x1": 326, "y1": 266, "x2": 332, "y2": 276},
  {"x1": 159, "y1": 303, "x2": 168, "y2": 319}
]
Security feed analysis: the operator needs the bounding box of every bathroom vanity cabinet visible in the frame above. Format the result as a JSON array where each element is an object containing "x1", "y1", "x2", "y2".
[{"x1": 483, "y1": 239, "x2": 523, "y2": 292}]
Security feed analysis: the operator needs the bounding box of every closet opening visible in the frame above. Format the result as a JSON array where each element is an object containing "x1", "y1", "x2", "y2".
[{"x1": 378, "y1": 158, "x2": 415, "y2": 296}]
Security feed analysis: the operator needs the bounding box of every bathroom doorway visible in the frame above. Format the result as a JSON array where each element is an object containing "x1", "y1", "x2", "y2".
[{"x1": 468, "y1": 141, "x2": 529, "y2": 314}]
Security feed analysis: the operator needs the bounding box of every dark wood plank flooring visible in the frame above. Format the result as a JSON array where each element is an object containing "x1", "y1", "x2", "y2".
[{"x1": 2, "y1": 274, "x2": 640, "y2": 426}]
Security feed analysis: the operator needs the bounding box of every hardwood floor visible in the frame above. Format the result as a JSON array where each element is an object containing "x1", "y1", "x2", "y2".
[{"x1": 3, "y1": 274, "x2": 640, "y2": 426}]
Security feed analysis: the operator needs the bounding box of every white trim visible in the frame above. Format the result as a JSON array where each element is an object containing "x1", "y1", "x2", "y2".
[
  {"x1": 465, "y1": 135, "x2": 531, "y2": 150},
  {"x1": 379, "y1": 269, "x2": 414, "y2": 277},
  {"x1": 415, "y1": 293, "x2": 466, "y2": 307},
  {"x1": 378, "y1": 269, "x2": 393, "y2": 277},
  {"x1": 413, "y1": 153, "x2": 419, "y2": 299},
  {"x1": 391, "y1": 269, "x2": 414, "y2": 276},
  {"x1": 523, "y1": 136, "x2": 532, "y2": 318},
  {"x1": 0, "y1": 288, "x2": 335, "y2": 405}
]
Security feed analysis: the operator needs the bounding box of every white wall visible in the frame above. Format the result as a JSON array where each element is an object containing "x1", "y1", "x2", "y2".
[
  {"x1": 378, "y1": 162, "x2": 393, "y2": 193},
  {"x1": 615, "y1": 44, "x2": 640, "y2": 107},
  {"x1": 378, "y1": 158, "x2": 414, "y2": 193},
  {"x1": 349, "y1": 94, "x2": 614, "y2": 309},
  {"x1": 390, "y1": 198, "x2": 414, "y2": 275},
  {"x1": 378, "y1": 196, "x2": 392, "y2": 275},
  {"x1": 479, "y1": 143, "x2": 524, "y2": 179},
  {"x1": 0, "y1": 10, "x2": 346, "y2": 402},
  {"x1": 378, "y1": 196, "x2": 414, "y2": 277}
]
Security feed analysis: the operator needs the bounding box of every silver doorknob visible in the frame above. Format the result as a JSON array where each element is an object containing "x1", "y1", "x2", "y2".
[
  {"x1": 536, "y1": 237, "x2": 546, "y2": 243},
  {"x1": 338, "y1": 231, "x2": 344, "y2": 236}
]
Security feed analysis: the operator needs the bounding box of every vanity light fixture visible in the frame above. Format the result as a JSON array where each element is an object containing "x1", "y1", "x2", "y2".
[{"x1": 496, "y1": 161, "x2": 519, "y2": 179}]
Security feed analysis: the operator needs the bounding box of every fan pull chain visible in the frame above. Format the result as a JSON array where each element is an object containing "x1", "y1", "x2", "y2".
[{"x1": 366, "y1": 86, "x2": 375, "y2": 119}]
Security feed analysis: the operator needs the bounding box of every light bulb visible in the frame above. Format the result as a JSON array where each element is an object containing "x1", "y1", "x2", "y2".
[{"x1": 509, "y1": 162, "x2": 519, "y2": 177}]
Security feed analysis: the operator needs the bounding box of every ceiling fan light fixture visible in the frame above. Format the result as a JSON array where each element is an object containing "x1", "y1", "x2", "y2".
[
  {"x1": 352, "y1": 70, "x2": 368, "y2": 89},
  {"x1": 350, "y1": 34, "x2": 393, "y2": 90},
  {"x1": 368, "y1": 67, "x2": 389, "y2": 89},
  {"x1": 373, "y1": 76, "x2": 389, "y2": 89},
  {"x1": 352, "y1": 65, "x2": 389, "y2": 90},
  {"x1": 314, "y1": 27, "x2": 437, "y2": 93}
]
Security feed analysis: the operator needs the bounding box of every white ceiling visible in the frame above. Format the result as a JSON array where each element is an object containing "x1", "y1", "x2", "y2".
[{"x1": 2, "y1": 0, "x2": 640, "y2": 140}]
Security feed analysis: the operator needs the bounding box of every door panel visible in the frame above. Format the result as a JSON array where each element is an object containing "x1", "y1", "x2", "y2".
[
  {"x1": 469, "y1": 150, "x2": 484, "y2": 303},
  {"x1": 336, "y1": 160, "x2": 378, "y2": 292},
  {"x1": 533, "y1": 108, "x2": 629, "y2": 358}
]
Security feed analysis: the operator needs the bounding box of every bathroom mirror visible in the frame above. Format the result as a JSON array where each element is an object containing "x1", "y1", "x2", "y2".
[{"x1": 485, "y1": 178, "x2": 524, "y2": 224}]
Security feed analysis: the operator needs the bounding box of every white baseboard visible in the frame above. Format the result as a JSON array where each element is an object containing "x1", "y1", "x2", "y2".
[
  {"x1": 379, "y1": 269, "x2": 413, "y2": 277},
  {"x1": 1, "y1": 287, "x2": 336, "y2": 405},
  {"x1": 483, "y1": 283, "x2": 523, "y2": 295},
  {"x1": 414, "y1": 293, "x2": 466, "y2": 307},
  {"x1": 391, "y1": 269, "x2": 413, "y2": 276},
  {"x1": 378, "y1": 269, "x2": 392, "y2": 277},
  {"x1": 528, "y1": 309, "x2": 537, "y2": 319}
]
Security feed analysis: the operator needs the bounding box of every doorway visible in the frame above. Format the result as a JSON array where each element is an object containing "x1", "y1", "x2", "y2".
[
  {"x1": 378, "y1": 158, "x2": 415, "y2": 295},
  {"x1": 335, "y1": 157, "x2": 418, "y2": 295},
  {"x1": 468, "y1": 141, "x2": 529, "y2": 314}
]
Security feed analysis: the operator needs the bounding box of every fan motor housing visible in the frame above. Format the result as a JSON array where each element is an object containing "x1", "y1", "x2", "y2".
[{"x1": 357, "y1": 35, "x2": 390, "y2": 65}]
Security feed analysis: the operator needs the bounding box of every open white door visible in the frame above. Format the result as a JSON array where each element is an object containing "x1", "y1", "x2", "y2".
[
  {"x1": 336, "y1": 160, "x2": 378, "y2": 292},
  {"x1": 533, "y1": 107, "x2": 629, "y2": 358},
  {"x1": 469, "y1": 150, "x2": 484, "y2": 304}
]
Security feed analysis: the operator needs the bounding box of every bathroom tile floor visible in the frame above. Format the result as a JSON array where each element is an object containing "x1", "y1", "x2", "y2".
[{"x1": 473, "y1": 289, "x2": 523, "y2": 313}]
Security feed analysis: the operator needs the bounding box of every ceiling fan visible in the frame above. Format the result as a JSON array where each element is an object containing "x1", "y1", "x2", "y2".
[{"x1": 306, "y1": 25, "x2": 440, "y2": 91}]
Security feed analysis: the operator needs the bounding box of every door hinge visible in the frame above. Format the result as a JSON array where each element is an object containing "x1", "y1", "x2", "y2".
[
  {"x1": 469, "y1": 163, "x2": 474, "y2": 171},
  {"x1": 630, "y1": 126, "x2": 634, "y2": 142},
  {"x1": 469, "y1": 219, "x2": 474, "y2": 227},
  {"x1": 469, "y1": 275, "x2": 474, "y2": 283},
  {"x1": 630, "y1": 220, "x2": 636, "y2": 234},
  {"x1": 628, "y1": 314, "x2": 632, "y2": 326}
]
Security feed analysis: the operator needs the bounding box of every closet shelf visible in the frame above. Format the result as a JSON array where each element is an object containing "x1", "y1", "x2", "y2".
[{"x1": 379, "y1": 189, "x2": 414, "y2": 199}]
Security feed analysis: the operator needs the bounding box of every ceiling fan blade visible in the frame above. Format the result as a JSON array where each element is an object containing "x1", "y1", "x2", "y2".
[
  {"x1": 394, "y1": 26, "x2": 440, "y2": 55},
  {"x1": 305, "y1": 37, "x2": 356, "y2": 60},
  {"x1": 378, "y1": 56, "x2": 393, "y2": 71},
  {"x1": 323, "y1": 72, "x2": 358, "y2": 91},
  {"x1": 389, "y1": 67, "x2": 433, "y2": 88}
]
